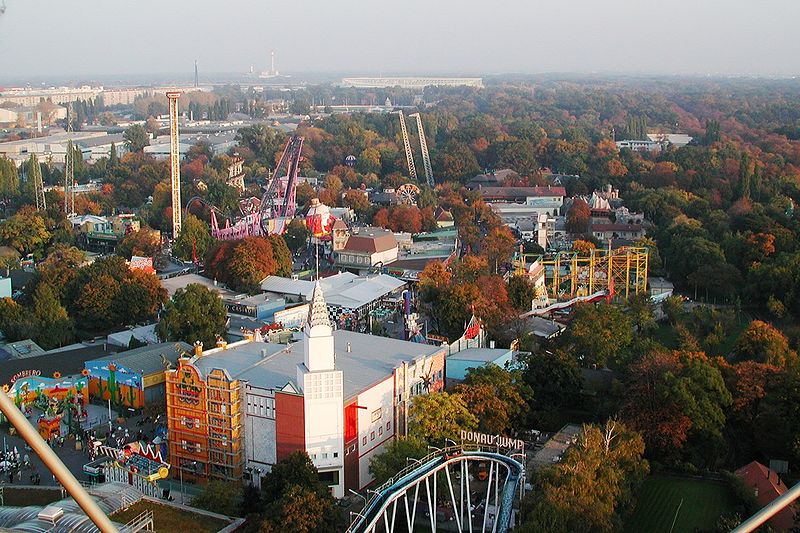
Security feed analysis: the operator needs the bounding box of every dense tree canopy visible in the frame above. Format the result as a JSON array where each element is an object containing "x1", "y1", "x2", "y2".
[{"x1": 156, "y1": 283, "x2": 227, "y2": 346}]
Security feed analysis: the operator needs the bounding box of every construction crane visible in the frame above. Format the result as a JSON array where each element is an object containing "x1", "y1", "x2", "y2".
[
  {"x1": 29, "y1": 154, "x2": 46, "y2": 211},
  {"x1": 409, "y1": 113, "x2": 434, "y2": 188},
  {"x1": 396, "y1": 110, "x2": 417, "y2": 180},
  {"x1": 166, "y1": 91, "x2": 182, "y2": 237}
]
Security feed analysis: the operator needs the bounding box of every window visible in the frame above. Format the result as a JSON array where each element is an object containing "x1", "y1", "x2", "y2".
[
  {"x1": 370, "y1": 431, "x2": 375, "y2": 441},
  {"x1": 378, "y1": 427, "x2": 383, "y2": 436},
  {"x1": 363, "y1": 436, "x2": 367, "y2": 446},
  {"x1": 322, "y1": 453, "x2": 328, "y2": 459},
  {"x1": 371, "y1": 408, "x2": 382, "y2": 423},
  {"x1": 333, "y1": 452, "x2": 338, "y2": 458},
  {"x1": 386, "y1": 422, "x2": 391, "y2": 431}
]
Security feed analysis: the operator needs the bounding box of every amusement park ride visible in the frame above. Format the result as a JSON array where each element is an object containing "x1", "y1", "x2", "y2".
[
  {"x1": 396, "y1": 111, "x2": 434, "y2": 188},
  {"x1": 187, "y1": 134, "x2": 306, "y2": 240}
]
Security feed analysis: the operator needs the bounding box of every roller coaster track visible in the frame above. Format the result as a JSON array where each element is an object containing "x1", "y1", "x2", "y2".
[{"x1": 346, "y1": 446, "x2": 524, "y2": 533}]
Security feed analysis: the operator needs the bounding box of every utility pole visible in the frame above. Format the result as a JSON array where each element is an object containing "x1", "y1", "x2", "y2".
[
  {"x1": 64, "y1": 103, "x2": 75, "y2": 215},
  {"x1": 30, "y1": 154, "x2": 46, "y2": 211},
  {"x1": 194, "y1": 60, "x2": 199, "y2": 88},
  {"x1": 167, "y1": 91, "x2": 182, "y2": 237}
]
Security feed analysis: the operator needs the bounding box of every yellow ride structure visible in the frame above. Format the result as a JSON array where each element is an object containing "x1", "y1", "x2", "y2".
[{"x1": 514, "y1": 246, "x2": 649, "y2": 300}]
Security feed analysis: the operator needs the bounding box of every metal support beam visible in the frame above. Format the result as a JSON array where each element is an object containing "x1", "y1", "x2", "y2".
[
  {"x1": 409, "y1": 113, "x2": 434, "y2": 187},
  {"x1": 732, "y1": 480, "x2": 800, "y2": 533},
  {"x1": 0, "y1": 390, "x2": 118, "y2": 532},
  {"x1": 396, "y1": 111, "x2": 417, "y2": 180}
]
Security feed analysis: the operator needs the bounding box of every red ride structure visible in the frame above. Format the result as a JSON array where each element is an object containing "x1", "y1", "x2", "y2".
[{"x1": 208, "y1": 134, "x2": 304, "y2": 240}]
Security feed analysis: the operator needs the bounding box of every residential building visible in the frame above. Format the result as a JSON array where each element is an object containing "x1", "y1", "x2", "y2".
[
  {"x1": 165, "y1": 283, "x2": 447, "y2": 496},
  {"x1": 591, "y1": 223, "x2": 645, "y2": 241},
  {"x1": 735, "y1": 461, "x2": 796, "y2": 531},
  {"x1": 143, "y1": 132, "x2": 238, "y2": 160},
  {"x1": 466, "y1": 169, "x2": 517, "y2": 190},
  {"x1": 334, "y1": 227, "x2": 398, "y2": 273},
  {"x1": 647, "y1": 133, "x2": 693, "y2": 147}
]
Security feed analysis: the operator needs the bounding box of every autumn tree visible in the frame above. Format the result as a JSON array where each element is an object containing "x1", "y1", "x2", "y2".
[
  {"x1": 408, "y1": 392, "x2": 478, "y2": 444},
  {"x1": 172, "y1": 214, "x2": 214, "y2": 262},
  {"x1": 571, "y1": 239, "x2": 596, "y2": 256},
  {"x1": 522, "y1": 420, "x2": 648, "y2": 533},
  {"x1": 455, "y1": 364, "x2": 530, "y2": 434},
  {"x1": 483, "y1": 226, "x2": 516, "y2": 273},
  {"x1": 205, "y1": 237, "x2": 291, "y2": 294},
  {"x1": 566, "y1": 199, "x2": 590, "y2": 234},
  {"x1": 156, "y1": 284, "x2": 228, "y2": 346},
  {"x1": 37, "y1": 244, "x2": 85, "y2": 298},
  {"x1": 116, "y1": 227, "x2": 162, "y2": 260},
  {"x1": 342, "y1": 189, "x2": 369, "y2": 217},
  {"x1": 733, "y1": 320, "x2": 798, "y2": 367},
  {"x1": 507, "y1": 275, "x2": 535, "y2": 311},
  {"x1": 0, "y1": 207, "x2": 51, "y2": 256}
]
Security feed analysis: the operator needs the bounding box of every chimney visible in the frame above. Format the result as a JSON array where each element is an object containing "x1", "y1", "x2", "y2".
[
  {"x1": 194, "y1": 341, "x2": 203, "y2": 357},
  {"x1": 261, "y1": 348, "x2": 268, "y2": 358},
  {"x1": 346, "y1": 342, "x2": 352, "y2": 353},
  {"x1": 489, "y1": 340, "x2": 495, "y2": 349},
  {"x1": 216, "y1": 336, "x2": 227, "y2": 350}
]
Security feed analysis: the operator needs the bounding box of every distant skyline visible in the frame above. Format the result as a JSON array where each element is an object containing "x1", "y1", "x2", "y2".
[{"x1": 0, "y1": 0, "x2": 799, "y2": 82}]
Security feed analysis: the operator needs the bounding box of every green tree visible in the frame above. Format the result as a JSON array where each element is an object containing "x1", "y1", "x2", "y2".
[
  {"x1": 626, "y1": 293, "x2": 656, "y2": 333},
  {"x1": 483, "y1": 226, "x2": 516, "y2": 273},
  {"x1": 369, "y1": 436, "x2": 427, "y2": 485},
  {"x1": 235, "y1": 124, "x2": 283, "y2": 161},
  {"x1": 0, "y1": 207, "x2": 51, "y2": 256},
  {"x1": 560, "y1": 302, "x2": 633, "y2": 367},
  {"x1": 342, "y1": 189, "x2": 370, "y2": 216},
  {"x1": 172, "y1": 214, "x2": 214, "y2": 262},
  {"x1": 0, "y1": 156, "x2": 19, "y2": 196},
  {"x1": 508, "y1": 275, "x2": 535, "y2": 311},
  {"x1": 123, "y1": 124, "x2": 150, "y2": 153},
  {"x1": 190, "y1": 480, "x2": 242, "y2": 517},
  {"x1": 116, "y1": 227, "x2": 161, "y2": 260},
  {"x1": 0, "y1": 297, "x2": 35, "y2": 342},
  {"x1": 521, "y1": 350, "x2": 584, "y2": 430},
  {"x1": 455, "y1": 364, "x2": 531, "y2": 434},
  {"x1": 113, "y1": 269, "x2": 167, "y2": 324},
  {"x1": 31, "y1": 282, "x2": 73, "y2": 349},
  {"x1": 408, "y1": 392, "x2": 478, "y2": 444},
  {"x1": 156, "y1": 284, "x2": 228, "y2": 346},
  {"x1": 283, "y1": 219, "x2": 310, "y2": 253},
  {"x1": 109, "y1": 143, "x2": 118, "y2": 166}
]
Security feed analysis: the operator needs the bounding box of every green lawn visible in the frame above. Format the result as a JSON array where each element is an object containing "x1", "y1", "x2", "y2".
[
  {"x1": 110, "y1": 500, "x2": 231, "y2": 532},
  {"x1": 625, "y1": 475, "x2": 737, "y2": 533}
]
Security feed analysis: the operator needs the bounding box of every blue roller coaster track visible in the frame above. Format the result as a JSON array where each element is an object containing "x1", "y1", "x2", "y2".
[{"x1": 346, "y1": 445, "x2": 524, "y2": 533}]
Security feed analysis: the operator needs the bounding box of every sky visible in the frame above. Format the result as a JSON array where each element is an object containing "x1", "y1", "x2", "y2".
[{"x1": 0, "y1": 0, "x2": 798, "y2": 81}]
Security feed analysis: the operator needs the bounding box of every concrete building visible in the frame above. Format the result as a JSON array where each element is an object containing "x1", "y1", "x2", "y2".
[
  {"x1": 446, "y1": 347, "x2": 518, "y2": 384},
  {"x1": 165, "y1": 283, "x2": 447, "y2": 496},
  {"x1": 0, "y1": 104, "x2": 68, "y2": 127},
  {"x1": 340, "y1": 77, "x2": 483, "y2": 89},
  {"x1": 143, "y1": 132, "x2": 238, "y2": 160}
]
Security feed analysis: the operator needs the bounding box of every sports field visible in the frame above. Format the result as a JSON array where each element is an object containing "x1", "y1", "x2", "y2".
[{"x1": 625, "y1": 474, "x2": 737, "y2": 532}]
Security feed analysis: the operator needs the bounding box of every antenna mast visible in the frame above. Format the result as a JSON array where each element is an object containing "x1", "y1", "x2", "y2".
[
  {"x1": 396, "y1": 111, "x2": 417, "y2": 180},
  {"x1": 409, "y1": 113, "x2": 434, "y2": 187}
]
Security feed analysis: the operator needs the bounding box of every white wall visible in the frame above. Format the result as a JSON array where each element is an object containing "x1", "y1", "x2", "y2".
[
  {"x1": 244, "y1": 386, "x2": 277, "y2": 472},
  {"x1": 302, "y1": 369, "x2": 345, "y2": 497},
  {"x1": 356, "y1": 376, "x2": 395, "y2": 487}
]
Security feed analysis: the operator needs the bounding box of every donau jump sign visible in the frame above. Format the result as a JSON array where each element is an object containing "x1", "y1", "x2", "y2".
[{"x1": 461, "y1": 430, "x2": 524, "y2": 450}]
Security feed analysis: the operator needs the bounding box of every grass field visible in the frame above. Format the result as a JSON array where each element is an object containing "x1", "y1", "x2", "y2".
[
  {"x1": 625, "y1": 475, "x2": 737, "y2": 533},
  {"x1": 110, "y1": 500, "x2": 231, "y2": 532}
]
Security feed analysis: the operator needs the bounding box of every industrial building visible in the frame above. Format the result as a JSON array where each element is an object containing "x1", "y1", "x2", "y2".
[
  {"x1": 165, "y1": 283, "x2": 446, "y2": 497},
  {"x1": 340, "y1": 77, "x2": 483, "y2": 89}
]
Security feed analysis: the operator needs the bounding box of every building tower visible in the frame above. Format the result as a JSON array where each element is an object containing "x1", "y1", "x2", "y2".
[
  {"x1": 270, "y1": 50, "x2": 277, "y2": 76},
  {"x1": 166, "y1": 91, "x2": 182, "y2": 237},
  {"x1": 297, "y1": 282, "x2": 344, "y2": 497}
]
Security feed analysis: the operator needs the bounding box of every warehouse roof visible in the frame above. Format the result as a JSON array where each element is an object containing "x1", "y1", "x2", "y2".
[
  {"x1": 89, "y1": 342, "x2": 192, "y2": 377},
  {"x1": 160, "y1": 274, "x2": 240, "y2": 298},
  {"x1": 261, "y1": 273, "x2": 405, "y2": 310},
  {"x1": 192, "y1": 330, "x2": 442, "y2": 400}
]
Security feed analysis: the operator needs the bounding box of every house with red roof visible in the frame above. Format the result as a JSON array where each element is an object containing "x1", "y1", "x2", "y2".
[{"x1": 735, "y1": 461, "x2": 797, "y2": 531}]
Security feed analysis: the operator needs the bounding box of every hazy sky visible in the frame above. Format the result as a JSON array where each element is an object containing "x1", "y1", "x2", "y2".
[{"x1": 0, "y1": 0, "x2": 798, "y2": 80}]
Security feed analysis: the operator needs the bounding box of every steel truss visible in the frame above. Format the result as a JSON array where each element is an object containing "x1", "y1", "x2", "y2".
[{"x1": 347, "y1": 446, "x2": 524, "y2": 533}]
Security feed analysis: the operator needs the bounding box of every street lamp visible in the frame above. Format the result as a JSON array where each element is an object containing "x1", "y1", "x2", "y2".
[
  {"x1": 349, "y1": 511, "x2": 367, "y2": 523},
  {"x1": 406, "y1": 457, "x2": 422, "y2": 466},
  {"x1": 445, "y1": 438, "x2": 458, "y2": 448},
  {"x1": 348, "y1": 488, "x2": 367, "y2": 509}
]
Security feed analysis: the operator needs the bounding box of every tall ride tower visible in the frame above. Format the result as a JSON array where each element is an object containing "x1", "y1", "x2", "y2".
[{"x1": 167, "y1": 91, "x2": 182, "y2": 237}]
